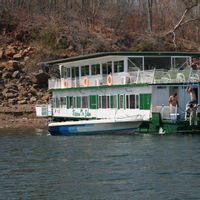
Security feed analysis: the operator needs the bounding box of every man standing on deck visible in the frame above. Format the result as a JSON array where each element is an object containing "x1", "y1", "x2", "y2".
[
  {"x1": 186, "y1": 86, "x2": 198, "y2": 125},
  {"x1": 169, "y1": 93, "x2": 178, "y2": 114},
  {"x1": 186, "y1": 86, "x2": 197, "y2": 104}
]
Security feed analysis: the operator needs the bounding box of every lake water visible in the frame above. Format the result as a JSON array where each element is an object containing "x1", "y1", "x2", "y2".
[{"x1": 0, "y1": 129, "x2": 200, "y2": 200}]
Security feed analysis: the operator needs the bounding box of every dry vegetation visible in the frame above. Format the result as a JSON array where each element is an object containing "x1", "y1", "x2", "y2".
[{"x1": 0, "y1": 0, "x2": 200, "y2": 69}]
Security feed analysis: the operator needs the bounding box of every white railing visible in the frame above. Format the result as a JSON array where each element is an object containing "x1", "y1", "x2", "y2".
[
  {"x1": 154, "y1": 68, "x2": 200, "y2": 84},
  {"x1": 48, "y1": 68, "x2": 200, "y2": 89},
  {"x1": 35, "y1": 104, "x2": 52, "y2": 117},
  {"x1": 48, "y1": 79, "x2": 61, "y2": 89},
  {"x1": 151, "y1": 105, "x2": 181, "y2": 120}
]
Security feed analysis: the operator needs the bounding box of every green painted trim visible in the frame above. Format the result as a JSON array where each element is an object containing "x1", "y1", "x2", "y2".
[
  {"x1": 89, "y1": 95, "x2": 98, "y2": 109},
  {"x1": 139, "y1": 111, "x2": 200, "y2": 134},
  {"x1": 139, "y1": 93, "x2": 152, "y2": 110},
  {"x1": 110, "y1": 96, "x2": 114, "y2": 108},
  {"x1": 49, "y1": 83, "x2": 149, "y2": 92}
]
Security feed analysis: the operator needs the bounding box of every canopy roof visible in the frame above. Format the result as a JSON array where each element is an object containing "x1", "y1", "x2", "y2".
[{"x1": 39, "y1": 51, "x2": 200, "y2": 66}]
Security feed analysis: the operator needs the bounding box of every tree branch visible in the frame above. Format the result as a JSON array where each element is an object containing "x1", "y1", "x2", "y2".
[
  {"x1": 164, "y1": 2, "x2": 199, "y2": 48},
  {"x1": 166, "y1": 8, "x2": 189, "y2": 35},
  {"x1": 166, "y1": 3, "x2": 198, "y2": 36},
  {"x1": 179, "y1": 17, "x2": 200, "y2": 27}
]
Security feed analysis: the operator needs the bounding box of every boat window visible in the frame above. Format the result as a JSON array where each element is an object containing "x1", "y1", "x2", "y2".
[
  {"x1": 107, "y1": 96, "x2": 110, "y2": 108},
  {"x1": 99, "y1": 95, "x2": 114, "y2": 109},
  {"x1": 73, "y1": 97, "x2": 77, "y2": 108},
  {"x1": 114, "y1": 60, "x2": 124, "y2": 73},
  {"x1": 130, "y1": 95, "x2": 136, "y2": 109},
  {"x1": 144, "y1": 57, "x2": 171, "y2": 70},
  {"x1": 81, "y1": 65, "x2": 89, "y2": 76},
  {"x1": 126, "y1": 94, "x2": 139, "y2": 109},
  {"x1": 67, "y1": 68, "x2": 70, "y2": 78},
  {"x1": 60, "y1": 97, "x2": 67, "y2": 108},
  {"x1": 136, "y1": 95, "x2": 139, "y2": 108},
  {"x1": 61, "y1": 66, "x2": 67, "y2": 78},
  {"x1": 72, "y1": 67, "x2": 79, "y2": 78},
  {"x1": 102, "y1": 61, "x2": 112, "y2": 75},
  {"x1": 128, "y1": 57, "x2": 143, "y2": 71},
  {"x1": 102, "y1": 96, "x2": 107, "y2": 108},
  {"x1": 51, "y1": 99, "x2": 54, "y2": 108},
  {"x1": 126, "y1": 95, "x2": 130, "y2": 108},
  {"x1": 82, "y1": 96, "x2": 88, "y2": 108},
  {"x1": 119, "y1": 95, "x2": 124, "y2": 109},
  {"x1": 98, "y1": 96, "x2": 102, "y2": 108},
  {"x1": 91, "y1": 64, "x2": 100, "y2": 75},
  {"x1": 129, "y1": 95, "x2": 136, "y2": 109},
  {"x1": 55, "y1": 97, "x2": 60, "y2": 108},
  {"x1": 172, "y1": 57, "x2": 190, "y2": 70},
  {"x1": 110, "y1": 95, "x2": 117, "y2": 108},
  {"x1": 72, "y1": 97, "x2": 81, "y2": 108}
]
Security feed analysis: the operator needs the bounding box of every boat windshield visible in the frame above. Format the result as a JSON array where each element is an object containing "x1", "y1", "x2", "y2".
[{"x1": 128, "y1": 56, "x2": 191, "y2": 71}]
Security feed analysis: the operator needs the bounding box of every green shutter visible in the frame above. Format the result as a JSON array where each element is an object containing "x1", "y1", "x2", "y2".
[
  {"x1": 140, "y1": 94, "x2": 151, "y2": 110},
  {"x1": 67, "y1": 96, "x2": 73, "y2": 108},
  {"x1": 90, "y1": 95, "x2": 98, "y2": 109},
  {"x1": 77, "y1": 96, "x2": 81, "y2": 108}
]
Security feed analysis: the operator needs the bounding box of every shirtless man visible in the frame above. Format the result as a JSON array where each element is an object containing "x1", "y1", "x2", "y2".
[
  {"x1": 169, "y1": 93, "x2": 178, "y2": 113},
  {"x1": 186, "y1": 86, "x2": 197, "y2": 104}
]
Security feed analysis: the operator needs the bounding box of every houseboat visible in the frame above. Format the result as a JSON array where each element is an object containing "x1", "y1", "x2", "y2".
[{"x1": 36, "y1": 52, "x2": 200, "y2": 135}]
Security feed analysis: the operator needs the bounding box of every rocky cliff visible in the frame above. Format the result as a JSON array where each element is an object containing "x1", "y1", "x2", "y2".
[{"x1": 0, "y1": 43, "x2": 50, "y2": 128}]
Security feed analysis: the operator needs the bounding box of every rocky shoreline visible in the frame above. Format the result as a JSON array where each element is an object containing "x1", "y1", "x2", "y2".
[
  {"x1": 0, "y1": 105, "x2": 49, "y2": 129},
  {"x1": 0, "y1": 44, "x2": 51, "y2": 129},
  {"x1": 0, "y1": 117, "x2": 48, "y2": 129},
  {"x1": 0, "y1": 60, "x2": 49, "y2": 106}
]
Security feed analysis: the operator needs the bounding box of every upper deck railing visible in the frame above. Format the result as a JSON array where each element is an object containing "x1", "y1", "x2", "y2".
[{"x1": 48, "y1": 68, "x2": 200, "y2": 90}]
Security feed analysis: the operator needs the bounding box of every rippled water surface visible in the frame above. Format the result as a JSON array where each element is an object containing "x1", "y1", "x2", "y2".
[{"x1": 1, "y1": 129, "x2": 200, "y2": 200}]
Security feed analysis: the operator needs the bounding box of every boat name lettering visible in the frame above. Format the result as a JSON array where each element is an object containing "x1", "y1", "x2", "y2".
[{"x1": 72, "y1": 109, "x2": 91, "y2": 117}]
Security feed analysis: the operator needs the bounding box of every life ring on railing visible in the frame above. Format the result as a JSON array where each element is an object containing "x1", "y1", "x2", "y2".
[
  {"x1": 83, "y1": 77, "x2": 89, "y2": 87},
  {"x1": 107, "y1": 74, "x2": 113, "y2": 86},
  {"x1": 63, "y1": 80, "x2": 68, "y2": 88}
]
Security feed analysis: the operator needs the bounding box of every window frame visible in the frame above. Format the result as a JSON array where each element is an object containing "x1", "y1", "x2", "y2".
[
  {"x1": 91, "y1": 64, "x2": 101, "y2": 75},
  {"x1": 102, "y1": 61, "x2": 112, "y2": 75},
  {"x1": 81, "y1": 65, "x2": 89, "y2": 76},
  {"x1": 114, "y1": 60, "x2": 124, "y2": 73}
]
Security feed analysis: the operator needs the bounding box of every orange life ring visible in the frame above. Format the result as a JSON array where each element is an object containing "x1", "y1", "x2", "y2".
[
  {"x1": 107, "y1": 74, "x2": 113, "y2": 86},
  {"x1": 83, "y1": 77, "x2": 89, "y2": 87},
  {"x1": 64, "y1": 80, "x2": 68, "y2": 88}
]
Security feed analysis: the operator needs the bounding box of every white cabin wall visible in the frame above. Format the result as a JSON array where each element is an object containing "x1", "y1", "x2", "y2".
[
  {"x1": 178, "y1": 86, "x2": 190, "y2": 112},
  {"x1": 152, "y1": 86, "x2": 169, "y2": 106},
  {"x1": 51, "y1": 85, "x2": 152, "y2": 120}
]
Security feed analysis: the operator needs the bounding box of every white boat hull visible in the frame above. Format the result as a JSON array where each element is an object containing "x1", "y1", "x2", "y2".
[{"x1": 48, "y1": 119, "x2": 142, "y2": 136}]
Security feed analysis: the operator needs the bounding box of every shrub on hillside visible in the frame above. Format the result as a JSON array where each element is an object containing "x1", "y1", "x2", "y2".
[
  {"x1": 0, "y1": 10, "x2": 18, "y2": 33},
  {"x1": 39, "y1": 28, "x2": 57, "y2": 48}
]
